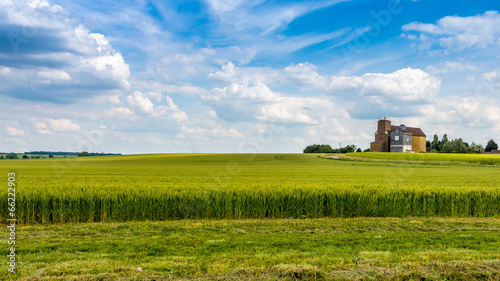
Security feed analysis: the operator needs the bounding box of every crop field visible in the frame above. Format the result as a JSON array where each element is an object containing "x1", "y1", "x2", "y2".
[
  {"x1": 1, "y1": 153, "x2": 499, "y2": 223},
  {"x1": 346, "y1": 152, "x2": 500, "y2": 165}
]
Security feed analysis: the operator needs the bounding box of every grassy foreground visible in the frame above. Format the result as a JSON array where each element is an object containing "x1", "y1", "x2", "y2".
[{"x1": 2, "y1": 218, "x2": 500, "y2": 280}]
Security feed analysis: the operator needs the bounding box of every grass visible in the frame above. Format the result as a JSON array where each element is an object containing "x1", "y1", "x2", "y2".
[
  {"x1": 346, "y1": 152, "x2": 500, "y2": 165},
  {"x1": 1, "y1": 153, "x2": 500, "y2": 222},
  {"x1": 1, "y1": 153, "x2": 499, "y2": 280},
  {"x1": 1, "y1": 217, "x2": 499, "y2": 280}
]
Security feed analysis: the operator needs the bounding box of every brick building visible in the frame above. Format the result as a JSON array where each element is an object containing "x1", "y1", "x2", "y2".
[{"x1": 370, "y1": 118, "x2": 426, "y2": 153}]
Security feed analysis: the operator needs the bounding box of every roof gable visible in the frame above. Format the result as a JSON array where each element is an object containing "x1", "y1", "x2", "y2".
[{"x1": 388, "y1": 125, "x2": 426, "y2": 137}]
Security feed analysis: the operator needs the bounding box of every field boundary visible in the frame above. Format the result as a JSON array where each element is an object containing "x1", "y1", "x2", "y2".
[{"x1": 321, "y1": 154, "x2": 500, "y2": 167}]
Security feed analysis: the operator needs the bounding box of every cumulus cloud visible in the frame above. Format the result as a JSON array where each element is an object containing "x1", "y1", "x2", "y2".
[
  {"x1": 46, "y1": 118, "x2": 80, "y2": 132},
  {"x1": 402, "y1": 11, "x2": 500, "y2": 50},
  {"x1": 0, "y1": 0, "x2": 130, "y2": 102},
  {"x1": 284, "y1": 64, "x2": 441, "y2": 104},
  {"x1": 207, "y1": 62, "x2": 441, "y2": 121},
  {"x1": 6, "y1": 126, "x2": 25, "y2": 136},
  {"x1": 127, "y1": 91, "x2": 154, "y2": 115},
  {"x1": 105, "y1": 107, "x2": 136, "y2": 120},
  {"x1": 110, "y1": 91, "x2": 189, "y2": 123},
  {"x1": 360, "y1": 68, "x2": 441, "y2": 102},
  {"x1": 154, "y1": 96, "x2": 188, "y2": 123},
  {"x1": 202, "y1": 81, "x2": 346, "y2": 125},
  {"x1": 32, "y1": 118, "x2": 80, "y2": 133}
]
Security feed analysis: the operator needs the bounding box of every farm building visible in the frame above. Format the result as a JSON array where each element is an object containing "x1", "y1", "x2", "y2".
[{"x1": 370, "y1": 118, "x2": 426, "y2": 153}]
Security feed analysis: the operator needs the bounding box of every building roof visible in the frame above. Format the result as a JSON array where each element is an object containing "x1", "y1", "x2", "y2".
[{"x1": 389, "y1": 125, "x2": 426, "y2": 137}]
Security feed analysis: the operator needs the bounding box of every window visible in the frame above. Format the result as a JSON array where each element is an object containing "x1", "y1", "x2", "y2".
[{"x1": 395, "y1": 136, "x2": 399, "y2": 141}]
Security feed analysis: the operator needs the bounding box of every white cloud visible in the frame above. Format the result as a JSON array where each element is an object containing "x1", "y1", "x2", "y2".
[
  {"x1": 284, "y1": 63, "x2": 330, "y2": 90},
  {"x1": 35, "y1": 69, "x2": 71, "y2": 82},
  {"x1": 360, "y1": 68, "x2": 441, "y2": 102},
  {"x1": 143, "y1": 91, "x2": 163, "y2": 102},
  {"x1": 402, "y1": 11, "x2": 500, "y2": 50},
  {"x1": 207, "y1": 0, "x2": 344, "y2": 35},
  {"x1": 482, "y1": 69, "x2": 499, "y2": 82},
  {"x1": 105, "y1": 107, "x2": 136, "y2": 120},
  {"x1": 426, "y1": 61, "x2": 478, "y2": 74},
  {"x1": 117, "y1": 91, "x2": 189, "y2": 123},
  {"x1": 203, "y1": 81, "x2": 347, "y2": 125},
  {"x1": 31, "y1": 118, "x2": 80, "y2": 134},
  {"x1": 81, "y1": 52, "x2": 130, "y2": 89},
  {"x1": 0, "y1": 1, "x2": 131, "y2": 102},
  {"x1": 127, "y1": 91, "x2": 154, "y2": 115},
  {"x1": 208, "y1": 61, "x2": 237, "y2": 82},
  {"x1": 46, "y1": 118, "x2": 80, "y2": 132},
  {"x1": 134, "y1": 80, "x2": 208, "y2": 96},
  {"x1": 285, "y1": 65, "x2": 440, "y2": 103},
  {"x1": 6, "y1": 127, "x2": 25, "y2": 136},
  {"x1": 207, "y1": 0, "x2": 245, "y2": 15},
  {"x1": 154, "y1": 96, "x2": 188, "y2": 122},
  {"x1": 34, "y1": 121, "x2": 50, "y2": 134}
]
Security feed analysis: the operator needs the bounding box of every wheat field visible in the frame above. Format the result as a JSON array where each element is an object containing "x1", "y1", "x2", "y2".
[{"x1": 1, "y1": 153, "x2": 499, "y2": 223}]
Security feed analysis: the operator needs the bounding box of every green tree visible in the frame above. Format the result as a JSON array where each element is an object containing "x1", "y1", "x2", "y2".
[
  {"x1": 485, "y1": 139, "x2": 498, "y2": 152},
  {"x1": 363, "y1": 148, "x2": 370, "y2": 152},
  {"x1": 356, "y1": 148, "x2": 362, "y2": 152},
  {"x1": 22, "y1": 155, "x2": 29, "y2": 159},
  {"x1": 78, "y1": 151, "x2": 90, "y2": 157},
  {"x1": 49, "y1": 154, "x2": 54, "y2": 158},
  {"x1": 431, "y1": 134, "x2": 440, "y2": 151},
  {"x1": 317, "y1": 145, "x2": 333, "y2": 153},
  {"x1": 441, "y1": 134, "x2": 448, "y2": 144},
  {"x1": 6, "y1": 153, "x2": 18, "y2": 159}
]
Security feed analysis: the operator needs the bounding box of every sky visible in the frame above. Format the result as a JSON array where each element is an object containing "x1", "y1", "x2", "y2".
[{"x1": 1, "y1": 0, "x2": 500, "y2": 154}]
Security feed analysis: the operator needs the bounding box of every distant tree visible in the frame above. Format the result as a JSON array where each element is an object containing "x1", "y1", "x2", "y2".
[
  {"x1": 0, "y1": 156, "x2": 4, "y2": 159},
  {"x1": 78, "y1": 151, "x2": 90, "y2": 157},
  {"x1": 99, "y1": 152, "x2": 106, "y2": 156},
  {"x1": 317, "y1": 145, "x2": 334, "y2": 153},
  {"x1": 48, "y1": 154, "x2": 54, "y2": 158},
  {"x1": 363, "y1": 148, "x2": 370, "y2": 152},
  {"x1": 340, "y1": 144, "x2": 356, "y2": 153},
  {"x1": 431, "y1": 134, "x2": 440, "y2": 152},
  {"x1": 485, "y1": 139, "x2": 498, "y2": 152},
  {"x1": 304, "y1": 144, "x2": 332, "y2": 153},
  {"x1": 6, "y1": 153, "x2": 18, "y2": 159},
  {"x1": 426, "y1": 140, "x2": 431, "y2": 152},
  {"x1": 356, "y1": 148, "x2": 362, "y2": 152},
  {"x1": 22, "y1": 155, "x2": 29, "y2": 159},
  {"x1": 441, "y1": 134, "x2": 448, "y2": 144}
]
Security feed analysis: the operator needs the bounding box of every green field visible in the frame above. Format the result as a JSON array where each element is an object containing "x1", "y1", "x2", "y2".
[
  {"x1": 1, "y1": 218, "x2": 500, "y2": 280},
  {"x1": 1, "y1": 153, "x2": 500, "y2": 280},
  {"x1": 1, "y1": 153, "x2": 500, "y2": 223},
  {"x1": 346, "y1": 152, "x2": 500, "y2": 165}
]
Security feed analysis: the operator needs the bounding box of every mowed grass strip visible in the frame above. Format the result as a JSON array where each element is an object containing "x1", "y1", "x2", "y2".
[
  {"x1": 1, "y1": 218, "x2": 499, "y2": 280},
  {"x1": 346, "y1": 152, "x2": 500, "y2": 165},
  {"x1": 1, "y1": 154, "x2": 499, "y2": 222}
]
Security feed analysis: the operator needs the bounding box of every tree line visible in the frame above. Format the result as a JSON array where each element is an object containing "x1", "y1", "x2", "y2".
[
  {"x1": 303, "y1": 144, "x2": 364, "y2": 154},
  {"x1": 427, "y1": 134, "x2": 498, "y2": 153}
]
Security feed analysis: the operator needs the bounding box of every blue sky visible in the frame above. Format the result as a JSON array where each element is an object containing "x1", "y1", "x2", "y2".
[{"x1": 1, "y1": 0, "x2": 500, "y2": 153}]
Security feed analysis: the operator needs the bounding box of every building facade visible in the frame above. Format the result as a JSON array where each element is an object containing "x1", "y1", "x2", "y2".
[{"x1": 370, "y1": 118, "x2": 426, "y2": 153}]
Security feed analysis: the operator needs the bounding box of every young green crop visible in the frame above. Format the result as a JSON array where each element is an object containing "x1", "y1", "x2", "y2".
[
  {"x1": 347, "y1": 152, "x2": 500, "y2": 165},
  {"x1": 1, "y1": 153, "x2": 499, "y2": 223}
]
